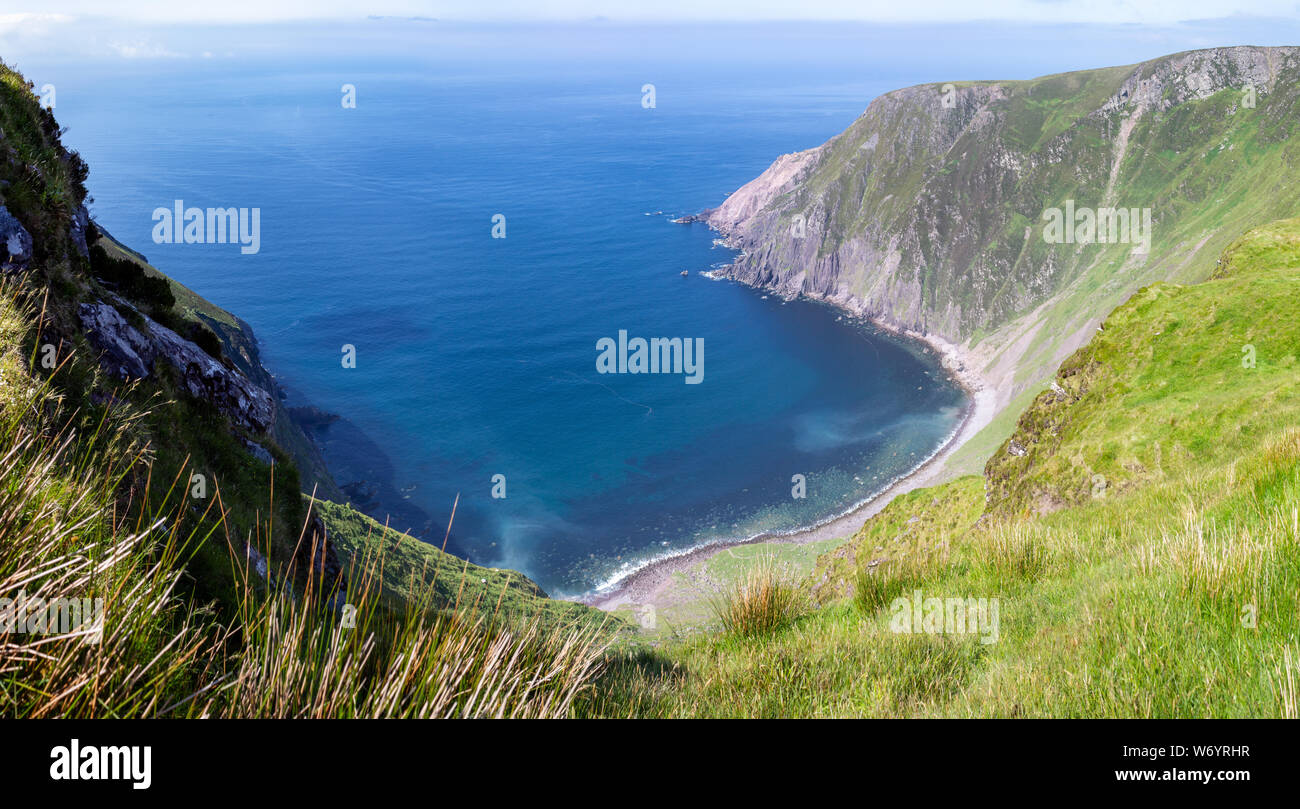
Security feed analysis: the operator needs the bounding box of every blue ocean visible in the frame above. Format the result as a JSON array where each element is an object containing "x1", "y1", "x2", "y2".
[{"x1": 26, "y1": 22, "x2": 1119, "y2": 596}]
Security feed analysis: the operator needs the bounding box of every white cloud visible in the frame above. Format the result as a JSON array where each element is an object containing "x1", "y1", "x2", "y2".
[
  {"x1": 0, "y1": 12, "x2": 75, "y2": 35},
  {"x1": 107, "y1": 40, "x2": 186, "y2": 59}
]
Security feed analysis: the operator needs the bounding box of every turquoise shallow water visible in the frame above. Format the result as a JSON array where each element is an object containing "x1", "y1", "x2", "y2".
[{"x1": 45, "y1": 41, "x2": 968, "y2": 597}]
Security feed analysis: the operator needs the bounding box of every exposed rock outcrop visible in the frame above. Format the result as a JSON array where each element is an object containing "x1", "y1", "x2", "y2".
[
  {"x1": 0, "y1": 204, "x2": 32, "y2": 275},
  {"x1": 69, "y1": 205, "x2": 90, "y2": 258},
  {"x1": 240, "y1": 437, "x2": 275, "y2": 465},
  {"x1": 78, "y1": 301, "x2": 275, "y2": 432}
]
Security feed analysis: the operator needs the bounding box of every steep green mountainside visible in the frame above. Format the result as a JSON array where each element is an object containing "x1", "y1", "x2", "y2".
[
  {"x1": 982, "y1": 218, "x2": 1300, "y2": 518},
  {"x1": 592, "y1": 218, "x2": 1300, "y2": 717},
  {"x1": 707, "y1": 46, "x2": 1300, "y2": 427},
  {"x1": 3, "y1": 60, "x2": 313, "y2": 606},
  {"x1": 316, "y1": 499, "x2": 609, "y2": 630},
  {"x1": 0, "y1": 58, "x2": 602, "y2": 630}
]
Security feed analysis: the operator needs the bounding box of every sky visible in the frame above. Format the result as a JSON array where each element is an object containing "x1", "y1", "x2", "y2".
[
  {"x1": 1, "y1": 0, "x2": 1299, "y2": 24},
  {"x1": 1, "y1": 2, "x2": 1298, "y2": 77}
]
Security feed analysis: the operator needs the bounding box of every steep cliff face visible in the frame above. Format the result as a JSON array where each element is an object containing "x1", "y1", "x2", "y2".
[
  {"x1": 77, "y1": 300, "x2": 276, "y2": 432},
  {"x1": 88, "y1": 226, "x2": 342, "y2": 499},
  {"x1": 706, "y1": 46, "x2": 1300, "y2": 412}
]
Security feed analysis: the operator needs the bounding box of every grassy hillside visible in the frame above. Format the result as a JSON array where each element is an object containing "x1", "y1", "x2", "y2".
[
  {"x1": 315, "y1": 498, "x2": 613, "y2": 631},
  {"x1": 585, "y1": 218, "x2": 1300, "y2": 718},
  {"x1": 984, "y1": 218, "x2": 1300, "y2": 517}
]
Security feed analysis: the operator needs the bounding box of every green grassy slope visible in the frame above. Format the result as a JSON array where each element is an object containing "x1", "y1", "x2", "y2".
[
  {"x1": 315, "y1": 499, "x2": 618, "y2": 631},
  {"x1": 587, "y1": 218, "x2": 1300, "y2": 718},
  {"x1": 984, "y1": 217, "x2": 1300, "y2": 516}
]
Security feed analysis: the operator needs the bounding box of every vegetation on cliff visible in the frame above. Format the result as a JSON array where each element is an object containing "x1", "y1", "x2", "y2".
[{"x1": 709, "y1": 47, "x2": 1300, "y2": 422}]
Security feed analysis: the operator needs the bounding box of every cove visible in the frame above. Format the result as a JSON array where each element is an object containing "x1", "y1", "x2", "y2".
[{"x1": 60, "y1": 58, "x2": 965, "y2": 597}]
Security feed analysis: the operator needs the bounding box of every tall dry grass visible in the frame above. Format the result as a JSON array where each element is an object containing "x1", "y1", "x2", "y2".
[{"x1": 208, "y1": 495, "x2": 612, "y2": 718}]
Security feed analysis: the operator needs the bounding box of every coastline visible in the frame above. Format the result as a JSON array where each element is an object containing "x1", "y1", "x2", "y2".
[
  {"x1": 280, "y1": 209, "x2": 998, "y2": 609},
  {"x1": 582, "y1": 274, "x2": 997, "y2": 611},
  {"x1": 283, "y1": 391, "x2": 448, "y2": 548}
]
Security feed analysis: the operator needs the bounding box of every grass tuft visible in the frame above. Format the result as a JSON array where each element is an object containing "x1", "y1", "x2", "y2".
[{"x1": 710, "y1": 555, "x2": 804, "y2": 638}]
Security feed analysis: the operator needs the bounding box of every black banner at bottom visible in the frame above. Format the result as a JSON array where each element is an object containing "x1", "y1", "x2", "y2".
[{"x1": 1, "y1": 719, "x2": 1285, "y2": 798}]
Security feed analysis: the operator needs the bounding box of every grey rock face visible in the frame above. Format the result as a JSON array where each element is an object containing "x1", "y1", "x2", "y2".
[
  {"x1": 77, "y1": 301, "x2": 153, "y2": 378},
  {"x1": 241, "y1": 438, "x2": 275, "y2": 465},
  {"x1": 78, "y1": 301, "x2": 275, "y2": 433},
  {"x1": 70, "y1": 205, "x2": 90, "y2": 258},
  {"x1": 0, "y1": 205, "x2": 33, "y2": 275}
]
